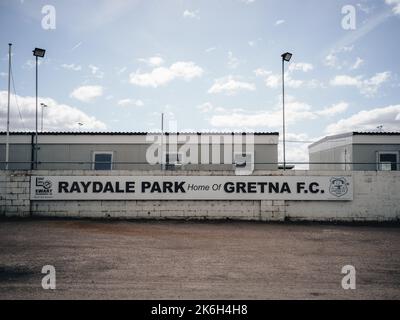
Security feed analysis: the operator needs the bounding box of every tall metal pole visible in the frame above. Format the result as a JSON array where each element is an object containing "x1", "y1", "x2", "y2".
[
  {"x1": 35, "y1": 55, "x2": 38, "y2": 169},
  {"x1": 161, "y1": 113, "x2": 164, "y2": 170},
  {"x1": 282, "y1": 57, "x2": 286, "y2": 171},
  {"x1": 5, "y1": 43, "x2": 12, "y2": 170},
  {"x1": 41, "y1": 105, "x2": 43, "y2": 132}
]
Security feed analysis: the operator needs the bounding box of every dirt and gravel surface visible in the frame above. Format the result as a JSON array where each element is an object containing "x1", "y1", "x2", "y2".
[{"x1": 0, "y1": 218, "x2": 399, "y2": 299}]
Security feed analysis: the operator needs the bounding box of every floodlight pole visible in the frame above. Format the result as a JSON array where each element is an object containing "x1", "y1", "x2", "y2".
[
  {"x1": 34, "y1": 55, "x2": 39, "y2": 169},
  {"x1": 41, "y1": 103, "x2": 47, "y2": 132},
  {"x1": 161, "y1": 113, "x2": 164, "y2": 171},
  {"x1": 5, "y1": 43, "x2": 12, "y2": 170},
  {"x1": 280, "y1": 52, "x2": 292, "y2": 170},
  {"x1": 282, "y1": 56, "x2": 286, "y2": 171},
  {"x1": 32, "y1": 48, "x2": 45, "y2": 170}
]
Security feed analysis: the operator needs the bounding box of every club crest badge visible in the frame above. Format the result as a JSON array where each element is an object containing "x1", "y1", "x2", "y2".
[{"x1": 329, "y1": 177, "x2": 349, "y2": 197}]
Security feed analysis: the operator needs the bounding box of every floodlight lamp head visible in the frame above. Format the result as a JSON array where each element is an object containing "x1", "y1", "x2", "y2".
[{"x1": 33, "y1": 48, "x2": 46, "y2": 58}]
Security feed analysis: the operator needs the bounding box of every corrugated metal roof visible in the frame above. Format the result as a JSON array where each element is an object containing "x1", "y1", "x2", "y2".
[
  {"x1": 352, "y1": 131, "x2": 400, "y2": 135},
  {"x1": 0, "y1": 131, "x2": 279, "y2": 135},
  {"x1": 308, "y1": 131, "x2": 400, "y2": 148}
]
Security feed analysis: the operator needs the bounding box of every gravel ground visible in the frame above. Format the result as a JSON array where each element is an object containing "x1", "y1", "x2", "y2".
[{"x1": 0, "y1": 219, "x2": 399, "y2": 300}]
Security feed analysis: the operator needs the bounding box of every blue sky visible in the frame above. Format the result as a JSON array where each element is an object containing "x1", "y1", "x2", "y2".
[{"x1": 0, "y1": 0, "x2": 400, "y2": 162}]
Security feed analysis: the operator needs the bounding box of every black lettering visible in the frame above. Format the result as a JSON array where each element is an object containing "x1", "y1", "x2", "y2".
[
  {"x1": 115, "y1": 182, "x2": 124, "y2": 193},
  {"x1": 174, "y1": 181, "x2": 186, "y2": 193},
  {"x1": 151, "y1": 182, "x2": 161, "y2": 193},
  {"x1": 163, "y1": 181, "x2": 173, "y2": 193},
  {"x1": 297, "y1": 182, "x2": 306, "y2": 193},
  {"x1": 103, "y1": 182, "x2": 114, "y2": 193},
  {"x1": 281, "y1": 182, "x2": 291, "y2": 193},
  {"x1": 248, "y1": 182, "x2": 257, "y2": 193},
  {"x1": 237, "y1": 182, "x2": 246, "y2": 193},
  {"x1": 259, "y1": 182, "x2": 268, "y2": 193},
  {"x1": 70, "y1": 181, "x2": 81, "y2": 193},
  {"x1": 126, "y1": 181, "x2": 135, "y2": 193},
  {"x1": 93, "y1": 182, "x2": 103, "y2": 193},
  {"x1": 58, "y1": 181, "x2": 69, "y2": 193},
  {"x1": 224, "y1": 182, "x2": 234, "y2": 193},
  {"x1": 80, "y1": 181, "x2": 92, "y2": 193},
  {"x1": 309, "y1": 182, "x2": 319, "y2": 193},
  {"x1": 142, "y1": 181, "x2": 151, "y2": 192},
  {"x1": 269, "y1": 182, "x2": 279, "y2": 193}
]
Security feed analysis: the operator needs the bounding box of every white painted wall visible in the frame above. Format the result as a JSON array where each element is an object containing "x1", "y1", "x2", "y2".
[{"x1": 1, "y1": 170, "x2": 399, "y2": 222}]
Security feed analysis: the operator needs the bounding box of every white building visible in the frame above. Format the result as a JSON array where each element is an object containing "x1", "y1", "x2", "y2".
[{"x1": 308, "y1": 132, "x2": 400, "y2": 171}]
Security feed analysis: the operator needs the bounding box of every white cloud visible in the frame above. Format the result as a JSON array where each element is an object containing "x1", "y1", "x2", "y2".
[
  {"x1": 207, "y1": 96, "x2": 347, "y2": 129},
  {"x1": 197, "y1": 102, "x2": 214, "y2": 113},
  {"x1": 324, "y1": 53, "x2": 338, "y2": 68},
  {"x1": 241, "y1": 0, "x2": 256, "y2": 4},
  {"x1": 316, "y1": 102, "x2": 349, "y2": 116},
  {"x1": 117, "y1": 98, "x2": 144, "y2": 107},
  {"x1": 275, "y1": 19, "x2": 285, "y2": 25},
  {"x1": 323, "y1": 46, "x2": 354, "y2": 69},
  {"x1": 356, "y1": 3, "x2": 374, "y2": 14},
  {"x1": 169, "y1": 62, "x2": 203, "y2": 80},
  {"x1": 23, "y1": 59, "x2": 42, "y2": 69},
  {"x1": 325, "y1": 104, "x2": 400, "y2": 134},
  {"x1": 117, "y1": 66, "x2": 127, "y2": 75},
  {"x1": 129, "y1": 61, "x2": 203, "y2": 88},
  {"x1": 254, "y1": 68, "x2": 271, "y2": 77},
  {"x1": 138, "y1": 56, "x2": 164, "y2": 67},
  {"x1": 183, "y1": 9, "x2": 200, "y2": 19},
  {"x1": 205, "y1": 47, "x2": 216, "y2": 53},
  {"x1": 209, "y1": 105, "x2": 312, "y2": 128},
  {"x1": 208, "y1": 76, "x2": 256, "y2": 95},
  {"x1": 261, "y1": 72, "x2": 303, "y2": 89},
  {"x1": 70, "y1": 85, "x2": 104, "y2": 102},
  {"x1": 288, "y1": 62, "x2": 313, "y2": 72},
  {"x1": 386, "y1": 0, "x2": 400, "y2": 15},
  {"x1": 330, "y1": 75, "x2": 361, "y2": 86},
  {"x1": 255, "y1": 64, "x2": 319, "y2": 89},
  {"x1": 330, "y1": 71, "x2": 391, "y2": 97},
  {"x1": 351, "y1": 57, "x2": 364, "y2": 70},
  {"x1": 61, "y1": 63, "x2": 82, "y2": 71},
  {"x1": 0, "y1": 91, "x2": 106, "y2": 131},
  {"x1": 88, "y1": 64, "x2": 104, "y2": 79},
  {"x1": 227, "y1": 51, "x2": 240, "y2": 69}
]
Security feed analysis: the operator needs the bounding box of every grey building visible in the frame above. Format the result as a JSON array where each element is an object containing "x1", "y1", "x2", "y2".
[
  {"x1": 0, "y1": 132, "x2": 279, "y2": 171},
  {"x1": 308, "y1": 132, "x2": 400, "y2": 171}
]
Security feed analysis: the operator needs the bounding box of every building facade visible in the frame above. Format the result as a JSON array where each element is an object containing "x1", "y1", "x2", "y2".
[
  {"x1": 0, "y1": 132, "x2": 279, "y2": 171},
  {"x1": 308, "y1": 132, "x2": 400, "y2": 171}
]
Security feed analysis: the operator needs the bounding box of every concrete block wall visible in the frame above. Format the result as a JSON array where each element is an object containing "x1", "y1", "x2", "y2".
[
  {"x1": 285, "y1": 171, "x2": 400, "y2": 221},
  {"x1": 0, "y1": 171, "x2": 30, "y2": 217},
  {"x1": 1, "y1": 170, "x2": 399, "y2": 221}
]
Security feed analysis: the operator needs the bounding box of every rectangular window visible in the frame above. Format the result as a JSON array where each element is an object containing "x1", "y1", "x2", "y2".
[
  {"x1": 377, "y1": 151, "x2": 398, "y2": 171},
  {"x1": 165, "y1": 152, "x2": 182, "y2": 170},
  {"x1": 165, "y1": 152, "x2": 182, "y2": 165},
  {"x1": 93, "y1": 152, "x2": 113, "y2": 170}
]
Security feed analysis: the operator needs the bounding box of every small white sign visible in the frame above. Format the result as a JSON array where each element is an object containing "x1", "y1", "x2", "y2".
[{"x1": 30, "y1": 175, "x2": 353, "y2": 201}]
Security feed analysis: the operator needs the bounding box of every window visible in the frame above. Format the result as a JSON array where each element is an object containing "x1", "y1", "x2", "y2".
[
  {"x1": 93, "y1": 152, "x2": 113, "y2": 170},
  {"x1": 165, "y1": 152, "x2": 182, "y2": 165},
  {"x1": 376, "y1": 151, "x2": 398, "y2": 171},
  {"x1": 234, "y1": 153, "x2": 250, "y2": 168},
  {"x1": 165, "y1": 152, "x2": 182, "y2": 170},
  {"x1": 234, "y1": 153, "x2": 254, "y2": 174}
]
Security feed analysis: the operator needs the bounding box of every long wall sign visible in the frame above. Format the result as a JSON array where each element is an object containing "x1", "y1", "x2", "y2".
[{"x1": 30, "y1": 176, "x2": 353, "y2": 201}]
